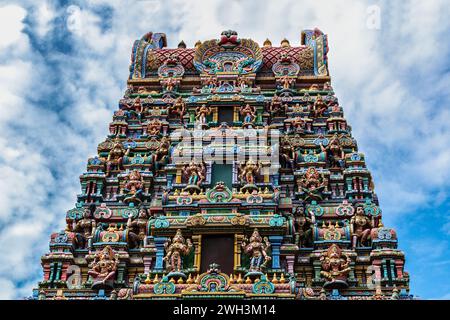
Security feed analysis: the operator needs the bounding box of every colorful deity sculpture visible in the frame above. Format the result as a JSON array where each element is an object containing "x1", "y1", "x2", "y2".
[
  {"x1": 269, "y1": 94, "x2": 283, "y2": 115},
  {"x1": 72, "y1": 208, "x2": 96, "y2": 248},
  {"x1": 164, "y1": 229, "x2": 193, "y2": 273},
  {"x1": 320, "y1": 134, "x2": 345, "y2": 168},
  {"x1": 298, "y1": 167, "x2": 327, "y2": 201},
  {"x1": 320, "y1": 244, "x2": 351, "y2": 289},
  {"x1": 146, "y1": 119, "x2": 163, "y2": 136},
  {"x1": 127, "y1": 209, "x2": 148, "y2": 245},
  {"x1": 278, "y1": 74, "x2": 295, "y2": 90},
  {"x1": 105, "y1": 140, "x2": 128, "y2": 177},
  {"x1": 88, "y1": 245, "x2": 119, "y2": 290},
  {"x1": 350, "y1": 204, "x2": 373, "y2": 248},
  {"x1": 241, "y1": 228, "x2": 272, "y2": 273},
  {"x1": 280, "y1": 136, "x2": 295, "y2": 169},
  {"x1": 294, "y1": 206, "x2": 315, "y2": 248},
  {"x1": 240, "y1": 104, "x2": 256, "y2": 127},
  {"x1": 239, "y1": 159, "x2": 261, "y2": 187},
  {"x1": 195, "y1": 104, "x2": 212, "y2": 127},
  {"x1": 182, "y1": 161, "x2": 206, "y2": 192},
  {"x1": 312, "y1": 95, "x2": 328, "y2": 118},
  {"x1": 123, "y1": 169, "x2": 144, "y2": 204},
  {"x1": 169, "y1": 97, "x2": 186, "y2": 122}
]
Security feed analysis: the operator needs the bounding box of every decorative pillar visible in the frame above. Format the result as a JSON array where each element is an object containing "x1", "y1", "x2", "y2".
[
  {"x1": 143, "y1": 256, "x2": 153, "y2": 274},
  {"x1": 285, "y1": 255, "x2": 295, "y2": 274},
  {"x1": 154, "y1": 237, "x2": 167, "y2": 270},
  {"x1": 192, "y1": 235, "x2": 202, "y2": 272},
  {"x1": 269, "y1": 236, "x2": 283, "y2": 269},
  {"x1": 234, "y1": 234, "x2": 244, "y2": 270}
]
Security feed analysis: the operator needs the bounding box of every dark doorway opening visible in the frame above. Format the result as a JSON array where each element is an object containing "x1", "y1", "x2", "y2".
[
  {"x1": 200, "y1": 234, "x2": 234, "y2": 274},
  {"x1": 218, "y1": 106, "x2": 234, "y2": 124}
]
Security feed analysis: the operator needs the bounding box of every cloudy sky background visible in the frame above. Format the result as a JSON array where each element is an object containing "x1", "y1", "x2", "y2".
[{"x1": 0, "y1": 0, "x2": 449, "y2": 299}]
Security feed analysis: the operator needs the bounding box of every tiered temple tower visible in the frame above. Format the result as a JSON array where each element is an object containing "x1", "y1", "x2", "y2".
[{"x1": 33, "y1": 29, "x2": 412, "y2": 300}]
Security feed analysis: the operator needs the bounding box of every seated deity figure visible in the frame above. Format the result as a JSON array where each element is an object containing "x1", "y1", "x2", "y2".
[
  {"x1": 320, "y1": 134, "x2": 345, "y2": 168},
  {"x1": 278, "y1": 74, "x2": 295, "y2": 90},
  {"x1": 241, "y1": 229, "x2": 272, "y2": 273},
  {"x1": 164, "y1": 229, "x2": 193, "y2": 274},
  {"x1": 88, "y1": 245, "x2": 119, "y2": 289},
  {"x1": 146, "y1": 119, "x2": 162, "y2": 136},
  {"x1": 240, "y1": 104, "x2": 256, "y2": 127},
  {"x1": 350, "y1": 205, "x2": 373, "y2": 248},
  {"x1": 195, "y1": 104, "x2": 212, "y2": 128},
  {"x1": 320, "y1": 244, "x2": 352, "y2": 289}
]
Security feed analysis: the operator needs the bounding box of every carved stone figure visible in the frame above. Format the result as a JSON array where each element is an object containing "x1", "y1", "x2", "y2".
[
  {"x1": 278, "y1": 74, "x2": 295, "y2": 90},
  {"x1": 88, "y1": 245, "x2": 119, "y2": 289},
  {"x1": 350, "y1": 205, "x2": 373, "y2": 248},
  {"x1": 320, "y1": 134, "x2": 345, "y2": 168},
  {"x1": 240, "y1": 104, "x2": 256, "y2": 127},
  {"x1": 312, "y1": 95, "x2": 328, "y2": 117},
  {"x1": 298, "y1": 167, "x2": 327, "y2": 201},
  {"x1": 127, "y1": 208, "x2": 148, "y2": 244},
  {"x1": 241, "y1": 228, "x2": 272, "y2": 272},
  {"x1": 239, "y1": 159, "x2": 261, "y2": 186},
  {"x1": 169, "y1": 97, "x2": 186, "y2": 122},
  {"x1": 164, "y1": 229, "x2": 193, "y2": 273},
  {"x1": 294, "y1": 206, "x2": 315, "y2": 248},
  {"x1": 280, "y1": 136, "x2": 295, "y2": 169},
  {"x1": 146, "y1": 119, "x2": 162, "y2": 136},
  {"x1": 320, "y1": 244, "x2": 351, "y2": 289},
  {"x1": 72, "y1": 208, "x2": 96, "y2": 248},
  {"x1": 195, "y1": 104, "x2": 212, "y2": 127},
  {"x1": 123, "y1": 170, "x2": 144, "y2": 204},
  {"x1": 269, "y1": 94, "x2": 283, "y2": 115},
  {"x1": 105, "y1": 141, "x2": 128, "y2": 177},
  {"x1": 151, "y1": 136, "x2": 170, "y2": 172},
  {"x1": 182, "y1": 161, "x2": 206, "y2": 192}
]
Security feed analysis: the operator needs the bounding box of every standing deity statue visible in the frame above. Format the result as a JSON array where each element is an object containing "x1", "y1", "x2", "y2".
[
  {"x1": 320, "y1": 244, "x2": 352, "y2": 288},
  {"x1": 127, "y1": 208, "x2": 148, "y2": 244},
  {"x1": 169, "y1": 97, "x2": 186, "y2": 122},
  {"x1": 241, "y1": 229, "x2": 272, "y2": 273},
  {"x1": 279, "y1": 74, "x2": 295, "y2": 90},
  {"x1": 182, "y1": 161, "x2": 206, "y2": 191},
  {"x1": 88, "y1": 245, "x2": 119, "y2": 289},
  {"x1": 195, "y1": 104, "x2": 212, "y2": 127},
  {"x1": 280, "y1": 136, "x2": 295, "y2": 169},
  {"x1": 239, "y1": 159, "x2": 261, "y2": 186},
  {"x1": 151, "y1": 136, "x2": 171, "y2": 172},
  {"x1": 72, "y1": 208, "x2": 96, "y2": 248},
  {"x1": 312, "y1": 95, "x2": 328, "y2": 117},
  {"x1": 294, "y1": 206, "x2": 316, "y2": 248},
  {"x1": 269, "y1": 94, "x2": 283, "y2": 115},
  {"x1": 164, "y1": 229, "x2": 193, "y2": 273},
  {"x1": 240, "y1": 104, "x2": 256, "y2": 127},
  {"x1": 350, "y1": 205, "x2": 373, "y2": 248},
  {"x1": 105, "y1": 140, "x2": 128, "y2": 177},
  {"x1": 320, "y1": 134, "x2": 345, "y2": 168}
]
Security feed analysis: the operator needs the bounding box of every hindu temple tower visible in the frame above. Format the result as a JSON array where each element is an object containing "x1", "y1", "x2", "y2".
[{"x1": 33, "y1": 29, "x2": 412, "y2": 300}]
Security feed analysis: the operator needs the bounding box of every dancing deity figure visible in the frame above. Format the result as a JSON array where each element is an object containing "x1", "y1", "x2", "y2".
[
  {"x1": 320, "y1": 244, "x2": 351, "y2": 288},
  {"x1": 146, "y1": 119, "x2": 162, "y2": 136},
  {"x1": 164, "y1": 229, "x2": 193, "y2": 273},
  {"x1": 124, "y1": 170, "x2": 144, "y2": 196},
  {"x1": 88, "y1": 245, "x2": 119, "y2": 289},
  {"x1": 298, "y1": 167, "x2": 327, "y2": 201},
  {"x1": 294, "y1": 206, "x2": 316, "y2": 248},
  {"x1": 269, "y1": 94, "x2": 283, "y2": 115},
  {"x1": 241, "y1": 229, "x2": 272, "y2": 272},
  {"x1": 151, "y1": 136, "x2": 170, "y2": 172},
  {"x1": 169, "y1": 97, "x2": 186, "y2": 122},
  {"x1": 127, "y1": 208, "x2": 149, "y2": 244},
  {"x1": 350, "y1": 205, "x2": 373, "y2": 248}
]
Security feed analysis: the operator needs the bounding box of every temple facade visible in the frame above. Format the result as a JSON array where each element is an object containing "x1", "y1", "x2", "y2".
[{"x1": 33, "y1": 29, "x2": 412, "y2": 300}]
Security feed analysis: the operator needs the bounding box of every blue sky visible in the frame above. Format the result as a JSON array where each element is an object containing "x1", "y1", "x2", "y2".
[{"x1": 0, "y1": 0, "x2": 449, "y2": 299}]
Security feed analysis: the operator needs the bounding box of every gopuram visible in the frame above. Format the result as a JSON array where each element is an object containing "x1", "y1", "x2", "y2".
[{"x1": 33, "y1": 29, "x2": 412, "y2": 300}]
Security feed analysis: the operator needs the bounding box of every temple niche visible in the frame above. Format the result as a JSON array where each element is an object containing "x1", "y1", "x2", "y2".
[{"x1": 34, "y1": 29, "x2": 411, "y2": 300}]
